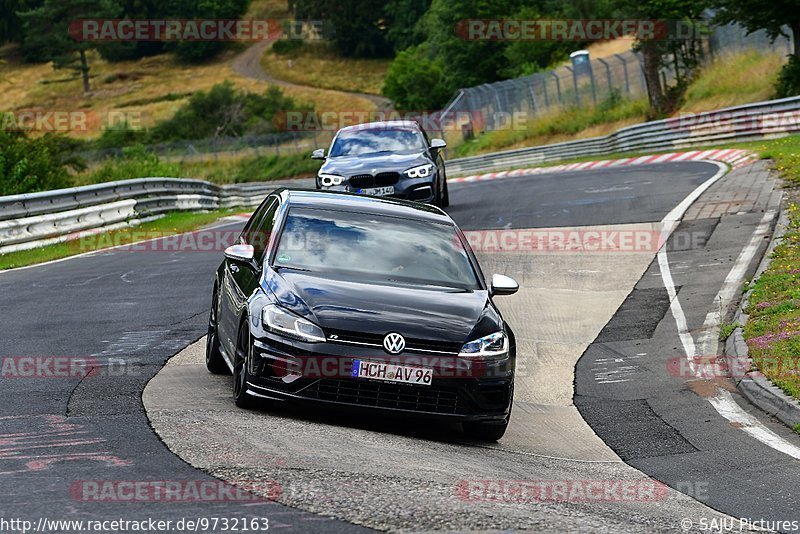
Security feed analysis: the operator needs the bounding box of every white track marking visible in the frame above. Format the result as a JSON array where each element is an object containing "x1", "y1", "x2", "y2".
[{"x1": 656, "y1": 163, "x2": 800, "y2": 459}]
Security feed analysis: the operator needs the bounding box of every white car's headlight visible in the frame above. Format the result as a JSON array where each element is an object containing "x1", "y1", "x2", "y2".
[
  {"x1": 404, "y1": 164, "x2": 434, "y2": 179},
  {"x1": 458, "y1": 331, "x2": 508, "y2": 360},
  {"x1": 318, "y1": 173, "x2": 344, "y2": 187},
  {"x1": 262, "y1": 304, "x2": 326, "y2": 343}
]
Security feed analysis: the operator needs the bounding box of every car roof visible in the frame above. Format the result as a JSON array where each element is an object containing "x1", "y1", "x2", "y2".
[
  {"x1": 337, "y1": 120, "x2": 423, "y2": 133},
  {"x1": 276, "y1": 189, "x2": 452, "y2": 224}
]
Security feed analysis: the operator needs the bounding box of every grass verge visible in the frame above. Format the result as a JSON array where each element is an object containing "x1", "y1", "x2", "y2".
[
  {"x1": 74, "y1": 150, "x2": 321, "y2": 186},
  {"x1": 262, "y1": 42, "x2": 389, "y2": 95},
  {"x1": 742, "y1": 201, "x2": 800, "y2": 400},
  {"x1": 452, "y1": 50, "x2": 786, "y2": 158},
  {"x1": 0, "y1": 209, "x2": 238, "y2": 270}
]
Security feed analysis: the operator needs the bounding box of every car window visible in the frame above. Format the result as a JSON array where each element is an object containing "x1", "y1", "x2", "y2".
[
  {"x1": 273, "y1": 207, "x2": 481, "y2": 290},
  {"x1": 329, "y1": 127, "x2": 426, "y2": 157},
  {"x1": 248, "y1": 198, "x2": 279, "y2": 261}
]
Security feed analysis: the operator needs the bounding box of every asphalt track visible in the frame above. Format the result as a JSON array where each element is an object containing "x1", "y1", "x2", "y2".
[{"x1": 1, "y1": 161, "x2": 797, "y2": 532}]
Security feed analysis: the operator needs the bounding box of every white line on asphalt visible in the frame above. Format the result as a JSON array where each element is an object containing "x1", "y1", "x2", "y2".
[{"x1": 656, "y1": 163, "x2": 800, "y2": 459}]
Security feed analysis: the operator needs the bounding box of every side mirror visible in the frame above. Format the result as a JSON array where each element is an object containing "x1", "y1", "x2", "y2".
[
  {"x1": 311, "y1": 148, "x2": 326, "y2": 160},
  {"x1": 491, "y1": 274, "x2": 519, "y2": 296},
  {"x1": 430, "y1": 138, "x2": 447, "y2": 150},
  {"x1": 224, "y1": 244, "x2": 255, "y2": 263}
]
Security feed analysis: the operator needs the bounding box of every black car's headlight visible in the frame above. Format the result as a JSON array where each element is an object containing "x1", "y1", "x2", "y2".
[
  {"x1": 458, "y1": 331, "x2": 508, "y2": 360},
  {"x1": 404, "y1": 164, "x2": 434, "y2": 179},
  {"x1": 318, "y1": 173, "x2": 344, "y2": 187},
  {"x1": 262, "y1": 304, "x2": 326, "y2": 343}
]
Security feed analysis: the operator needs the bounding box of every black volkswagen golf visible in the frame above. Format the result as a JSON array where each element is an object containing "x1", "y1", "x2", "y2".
[
  {"x1": 312, "y1": 120, "x2": 450, "y2": 208},
  {"x1": 206, "y1": 189, "x2": 518, "y2": 440}
]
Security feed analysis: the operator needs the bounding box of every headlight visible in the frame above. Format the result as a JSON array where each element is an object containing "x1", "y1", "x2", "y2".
[
  {"x1": 318, "y1": 173, "x2": 344, "y2": 187},
  {"x1": 458, "y1": 331, "x2": 508, "y2": 360},
  {"x1": 262, "y1": 304, "x2": 326, "y2": 343},
  {"x1": 404, "y1": 164, "x2": 434, "y2": 179}
]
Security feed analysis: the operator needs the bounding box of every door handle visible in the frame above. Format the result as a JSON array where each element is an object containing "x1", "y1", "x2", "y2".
[{"x1": 230, "y1": 264, "x2": 239, "y2": 274}]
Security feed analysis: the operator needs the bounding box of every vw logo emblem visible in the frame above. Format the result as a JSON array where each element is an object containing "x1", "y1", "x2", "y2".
[{"x1": 383, "y1": 332, "x2": 406, "y2": 354}]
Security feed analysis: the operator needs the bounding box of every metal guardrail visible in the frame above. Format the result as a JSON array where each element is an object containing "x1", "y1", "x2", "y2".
[
  {"x1": 1, "y1": 96, "x2": 799, "y2": 254},
  {"x1": 445, "y1": 96, "x2": 800, "y2": 176}
]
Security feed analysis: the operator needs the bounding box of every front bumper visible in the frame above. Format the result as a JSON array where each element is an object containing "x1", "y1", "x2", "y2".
[
  {"x1": 319, "y1": 175, "x2": 436, "y2": 203},
  {"x1": 245, "y1": 333, "x2": 514, "y2": 422}
]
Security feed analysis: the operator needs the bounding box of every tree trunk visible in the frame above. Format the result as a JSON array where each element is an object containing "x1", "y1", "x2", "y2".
[
  {"x1": 640, "y1": 41, "x2": 664, "y2": 116},
  {"x1": 80, "y1": 49, "x2": 91, "y2": 93}
]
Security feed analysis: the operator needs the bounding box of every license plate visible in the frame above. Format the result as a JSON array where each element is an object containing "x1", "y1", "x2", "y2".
[
  {"x1": 352, "y1": 359, "x2": 432, "y2": 386},
  {"x1": 358, "y1": 186, "x2": 394, "y2": 196}
]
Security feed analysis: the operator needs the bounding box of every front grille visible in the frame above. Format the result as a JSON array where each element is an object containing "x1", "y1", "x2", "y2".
[
  {"x1": 301, "y1": 378, "x2": 465, "y2": 414},
  {"x1": 348, "y1": 172, "x2": 401, "y2": 188},
  {"x1": 375, "y1": 172, "x2": 400, "y2": 186},
  {"x1": 349, "y1": 174, "x2": 374, "y2": 188},
  {"x1": 326, "y1": 329, "x2": 461, "y2": 354}
]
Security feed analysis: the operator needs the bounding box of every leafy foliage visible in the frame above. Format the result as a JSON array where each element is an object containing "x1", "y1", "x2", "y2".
[
  {"x1": 148, "y1": 82, "x2": 310, "y2": 143},
  {"x1": 0, "y1": 131, "x2": 83, "y2": 195},
  {"x1": 776, "y1": 56, "x2": 800, "y2": 98},
  {"x1": 19, "y1": 0, "x2": 120, "y2": 90},
  {"x1": 382, "y1": 44, "x2": 451, "y2": 110},
  {"x1": 292, "y1": 0, "x2": 393, "y2": 57}
]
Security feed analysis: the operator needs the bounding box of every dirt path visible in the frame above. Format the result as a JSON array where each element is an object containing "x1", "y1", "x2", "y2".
[{"x1": 232, "y1": 40, "x2": 393, "y2": 111}]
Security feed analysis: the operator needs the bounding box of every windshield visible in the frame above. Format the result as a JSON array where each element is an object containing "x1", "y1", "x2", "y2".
[
  {"x1": 273, "y1": 208, "x2": 480, "y2": 290},
  {"x1": 329, "y1": 127, "x2": 427, "y2": 157}
]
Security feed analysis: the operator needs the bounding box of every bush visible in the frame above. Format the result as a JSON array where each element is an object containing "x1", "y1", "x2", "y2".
[
  {"x1": 776, "y1": 56, "x2": 800, "y2": 98},
  {"x1": 84, "y1": 145, "x2": 181, "y2": 184},
  {"x1": 382, "y1": 44, "x2": 451, "y2": 110},
  {"x1": 95, "y1": 122, "x2": 147, "y2": 150},
  {"x1": 149, "y1": 82, "x2": 310, "y2": 143},
  {"x1": 0, "y1": 131, "x2": 83, "y2": 195},
  {"x1": 272, "y1": 39, "x2": 304, "y2": 55}
]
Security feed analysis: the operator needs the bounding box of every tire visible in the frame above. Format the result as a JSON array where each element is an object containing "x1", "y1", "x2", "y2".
[
  {"x1": 432, "y1": 177, "x2": 443, "y2": 207},
  {"x1": 206, "y1": 288, "x2": 230, "y2": 375},
  {"x1": 233, "y1": 321, "x2": 258, "y2": 409},
  {"x1": 441, "y1": 177, "x2": 450, "y2": 208},
  {"x1": 463, "y1": 420, "x2": 508, "y2": 441}
]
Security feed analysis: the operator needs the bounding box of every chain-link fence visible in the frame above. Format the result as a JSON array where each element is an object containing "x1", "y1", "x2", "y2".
[
  {"x1": 440, "y1": 23, "x2": 795, "y2": 139},
  {"x1": 78, "y1": 129, "x2": 335, "y2": 166}
]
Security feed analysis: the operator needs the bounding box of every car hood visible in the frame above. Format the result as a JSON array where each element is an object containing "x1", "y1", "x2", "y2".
[
  {"x1": 321, "y1": 151, "x2": 430, "y2": 177},
  {"x1": 264, "y1": 269, "x2": 492, "y2": 344}
]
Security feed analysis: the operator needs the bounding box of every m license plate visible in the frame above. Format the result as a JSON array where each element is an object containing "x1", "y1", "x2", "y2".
[
  {"x1": 352, "y1": 360, "x2": 432, "y2": 386},
  {"x1": 359, "y1": 186, "x2": 394, "y2": 196}
]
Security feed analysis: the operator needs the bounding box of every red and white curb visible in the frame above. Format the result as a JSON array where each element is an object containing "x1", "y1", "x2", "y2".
[{"x1": 450, "y1": 149, "x2": 758, "y2": 183}]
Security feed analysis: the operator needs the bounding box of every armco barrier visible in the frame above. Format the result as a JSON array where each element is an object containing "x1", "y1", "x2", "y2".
[
  {"x1": 1, "y1": 96, "x2": 799, "y2": 254},
  {"x1": 445, "y1": 96, "x2": 800, "y2": 176}
]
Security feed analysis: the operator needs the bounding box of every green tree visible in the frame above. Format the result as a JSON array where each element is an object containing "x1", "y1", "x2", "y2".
[
  {"x1": 382, "y1": 43, "x2": 451, "y2": 110},
  {"x1": 0, "y1": 131, "x2": 83, "y2": 195},
  {"x1": 384, "y1": 0, "x2": 431, "y2": 52},
  {"x1": 609, "y1": 0, "x2": 710, "y2": 115},
  {"x1": 19, "y1": 0, "x2": 121, "y2": 93},
  {"x1": 166, "y1": 0, "x2": 252, "y2": 62},
  {"x1": 292, "y1": 0, "x2": 393, "y2": 57}
]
